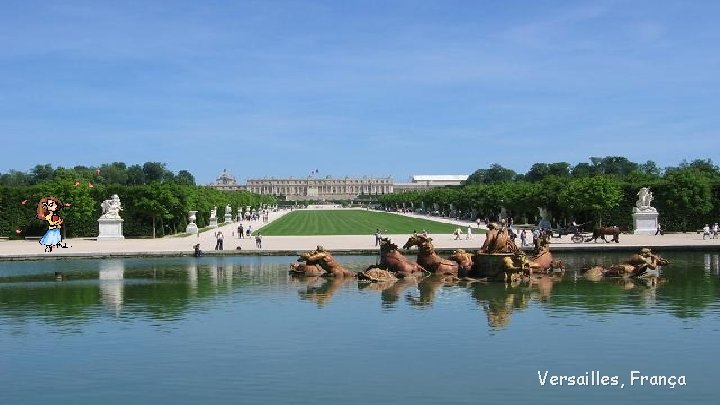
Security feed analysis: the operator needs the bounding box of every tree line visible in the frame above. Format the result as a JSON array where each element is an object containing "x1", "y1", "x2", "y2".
[
  {"x1": 0, "y1": 162, "x2": 276, "y2": 239},
  {"x1": 0, "y1": 162, "x2": 196, "y2": 186},
  {"x1": 379, "y1": 157, "x2": 720, "y2": 232}
]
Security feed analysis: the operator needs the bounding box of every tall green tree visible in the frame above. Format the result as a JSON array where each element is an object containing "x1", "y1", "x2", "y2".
[
  {"x1": 30, "y1": 164, "x2": 55, "y2": 184},
  {"x1": 659, "y1": 170, "x2": 713, "y2": 232},
  {"x1": 557, "y1": 176, "x2": 623, "y2": 227},
  {"x1": 175, "y1": 170, "x2": 196, "y2": 186},
  {"x1": 142, "y1": 162, "x2": 167, "y2": 183},
  {"x1": 467, "y1": 163, "x2": 516, "y2": 184},
  {"x1": 127, "y1": 165, "x2": 146, "y2": 185}
]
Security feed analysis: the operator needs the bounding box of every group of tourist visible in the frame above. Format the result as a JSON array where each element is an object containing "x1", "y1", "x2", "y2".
[
  {"x1": 204, "y1": 225, "x2": 263, "y2": 253},
  {"x1": 237, "y1": 224, "x2": 254, "y2": 238},
  {"x1": 702, "y1": 223, "x2": 720, "y2": 239},
  {"x1": 453, "y1": 227, "x2": 474, "y2": 240}
]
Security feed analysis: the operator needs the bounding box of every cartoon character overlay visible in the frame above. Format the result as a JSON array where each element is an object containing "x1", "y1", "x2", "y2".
[{"x1": 37, "y1": 196, "x2": 65, "y2": 252}]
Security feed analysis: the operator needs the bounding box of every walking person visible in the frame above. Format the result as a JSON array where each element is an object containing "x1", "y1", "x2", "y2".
[
  {"x1": 214, "y1": 231, "x2": 224, "y2": 250},
  {"x1": 374, "y1": 228, "x2": 382, "y2": 246},
  {"x1": 655, "y1": 222, "x2": 663, "y2": 236},
  {"x1": 532, "y1": 227, "x2": 541, "y2": 249},
  {"x1": 520, "y1": 229, "x2": 527, "y2": 247},
  {"x1": 466, "y1": 226, "x2": 472, "y2": 240},
  {"x1": 703, "y1": 224, "x2": 711, "y2": 240},
  {"x1": 238, "y1": 224, "x2": 244, "y2": 238},
  {"x1": 713, "y1": 223, "x2": 719, "y2": 239},
  {"x1": 453, "y1": 227, "x2": 462, "y2": 240},
  {"x1": 255, "y1": 233, "x2": 262, "y2": 248}
]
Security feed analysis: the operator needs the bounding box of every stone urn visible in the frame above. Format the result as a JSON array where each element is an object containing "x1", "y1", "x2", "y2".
[{"x1": 186, "y1": 210, "x2": 198, "y2": 235}]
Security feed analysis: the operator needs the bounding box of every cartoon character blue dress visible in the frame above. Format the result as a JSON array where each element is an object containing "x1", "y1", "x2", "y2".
[{"x1": 39, "y1": 214, "x2": 63, "y2": 247}]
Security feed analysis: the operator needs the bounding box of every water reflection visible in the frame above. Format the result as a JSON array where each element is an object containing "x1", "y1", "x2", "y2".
[
  {"x1": 187, "y1": 262, "x2": 198, "y2": 292},
  {"x1": 99, "y1": 259, "x2": 124, "y2": 315},
  {"x1": 704, "y1": 253, "x2": 720, "y2": 275},
  {"x1": 470, "y1": 282, "x2": 530, "y2": 328},
  {"x1": 295, "y1": 276, "x2": 353, "y2": 307},
  {"x1": 1, "y1": 253, "x2": 719, "y2": 330},
  {"x1": 381, "y1": 278, "x2": 418, "y2": 309}
]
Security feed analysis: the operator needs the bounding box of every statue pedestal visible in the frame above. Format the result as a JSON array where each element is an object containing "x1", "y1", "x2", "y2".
[
  {"x1": 186, "y1": 223, "x2": 199, "y2": 235},
  {"x1": 209, "y1": 218, "x2": 218, "y2": 228},
  {"x1": 474, "y1": 253, "x2": 515, "y2": 282},
  {"x1": 97, "y1": 217, "x2": 125, "y2": 241},
  {"x1": 633, "y1": 210, "x2": 658, "y2": 234},
  {"x1": 224, "y1": 214, "x2": 233, "y2": 224}
]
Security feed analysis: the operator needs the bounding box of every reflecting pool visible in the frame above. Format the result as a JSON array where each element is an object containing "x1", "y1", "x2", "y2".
[{"x1": 1, "y1": 252, "x2": 719, "y2": 404}]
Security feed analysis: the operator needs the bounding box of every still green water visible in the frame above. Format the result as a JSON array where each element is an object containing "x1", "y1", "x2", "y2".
[{"x1": 1, "y1": 252, "x2": 719, "y2": 405}]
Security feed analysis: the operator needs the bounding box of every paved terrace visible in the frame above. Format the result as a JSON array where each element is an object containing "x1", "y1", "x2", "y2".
[{"x1": 1, "y1": 208, "x2": 720, "y2": 261}]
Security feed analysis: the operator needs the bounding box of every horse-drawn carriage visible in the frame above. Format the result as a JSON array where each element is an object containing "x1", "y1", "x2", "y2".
[{"x1": 548, "y1": 224, "x2": 620, "y2": 243}]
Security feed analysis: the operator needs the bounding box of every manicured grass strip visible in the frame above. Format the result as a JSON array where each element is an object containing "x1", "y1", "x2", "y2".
[{"x1": 256, "y1": 210, "x2": 484, "y2": 236}]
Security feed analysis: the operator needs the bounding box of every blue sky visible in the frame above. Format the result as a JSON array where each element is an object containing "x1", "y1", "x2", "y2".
[{"x1": 2, "y1": 0, "x2": 718, "y2": 184}]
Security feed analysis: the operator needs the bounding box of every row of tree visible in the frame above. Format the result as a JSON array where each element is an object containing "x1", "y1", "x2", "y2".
[
  {"x1": 465, "y1": 157, "x2": 714, "y2": 184},
  {"x1": 379, "y1": 157, "x2": 720, "y2": 232},
  {"x1": 0, "y1": 182, "x2": 277, "y2": 239},
  {"x1": 0, "y1": 162, "x2": 196, "y2": 186}
]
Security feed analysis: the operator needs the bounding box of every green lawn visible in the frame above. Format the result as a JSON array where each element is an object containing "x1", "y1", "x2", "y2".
[{"x1": 257, "y1": 209, "x2": 483, "y2": 236}]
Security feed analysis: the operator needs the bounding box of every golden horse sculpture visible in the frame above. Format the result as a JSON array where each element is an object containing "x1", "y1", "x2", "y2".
[
  {"x1": 304, "y1": 246, "x2": 355, "y2": 278},
  {"x1": 289, "y1": 250, "x2": 326, "y2": 276},
  {"x1": 402, "y1": 234, "x2": 460, "y2": 276},
  {"x1": 584, "y1": 248, "x2": 669, "y2": 280},
  {"x1": 368, "y1": 237, "x2": 427, "y2": 278},
  {"x1": 472, "y1": 222, "x2": 564, "y2": 282},
  {"x1": 448, "y1": 249, "x2": 474, "y2": 277},
  {"x1": 479, "y1": 222, "x2": 518, "y2": 254},
  {"x1": 528, "y1": 233, "x2": 564, "y2": 273}
]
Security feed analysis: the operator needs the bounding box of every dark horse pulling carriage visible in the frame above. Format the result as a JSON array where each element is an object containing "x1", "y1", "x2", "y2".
[
  {"x1": 549, "y1": 224, "x2": 621, "y2": 243},
  {"x1": 584, "y1": 226, "x2": 621, "y2": 243}
]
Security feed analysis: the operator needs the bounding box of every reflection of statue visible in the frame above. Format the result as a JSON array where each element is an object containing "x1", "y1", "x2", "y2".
[
  {"x1": 100, "y1": 194, "x2": 123, "y2": 218},
  {"x1": 297, "y1": 277, "x2": 354, "y2": 307},
  {"x1": 635, "y1": 187, "x2": 656, "y2": 212},
  {"x1": 210, "y1": 207, "x2": 217, "y2": 219},
  {"x1": 471, "y1": 283, "x2": 530, "y2": 329}
]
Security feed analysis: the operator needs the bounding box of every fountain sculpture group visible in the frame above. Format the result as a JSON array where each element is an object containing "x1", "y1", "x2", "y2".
[
  {"x1": 290, "y1": 221, "x2": 568, "y2": 284},
  {"x1": 290, "y1": 213, "x2": 669, "y2": 286}
]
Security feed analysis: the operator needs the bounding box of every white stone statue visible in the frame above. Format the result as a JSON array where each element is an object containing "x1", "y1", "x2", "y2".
[
  {"x1": 635, "y1": 187, "x2": 656, "y2": 212},
  {"x1": 188, "y1": 211, "x2": 197, "y2": 224},
  {"x1": 225, "y1": 204, "x2": 232, "y2": 216},
  {"x1": 98, "y1": 194, "x2": 125, "y2": 240},
  {"x1": 100, "y1": 194, "x2": 123, "y2": 218},
  {"x1": 210, "y1": 207, "x2": 217, "y2": 219},
  {"x1": 633, "y1": 187, "x2": 659, "y2": 234}
]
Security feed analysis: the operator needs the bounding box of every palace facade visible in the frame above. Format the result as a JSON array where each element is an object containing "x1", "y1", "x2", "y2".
[{"x1": 210, "y1": 170, "x2": 466, "y2": 200}]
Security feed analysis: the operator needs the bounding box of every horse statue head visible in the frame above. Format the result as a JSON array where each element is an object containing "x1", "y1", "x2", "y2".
[
  {"x1": 379, "y1": 237, "x2": 398, "y2": 253},
  {"x1": 402, "y1": 233, "x2": 433, "y2": 250}
]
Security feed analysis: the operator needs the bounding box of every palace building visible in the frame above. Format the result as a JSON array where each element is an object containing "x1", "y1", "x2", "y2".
[
  {"x1": 210, "y1": 170, "x2": 466, "y2": 200},
  {"x1": 393, "y1": 175, "x2": 469, "y2": 192}
]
